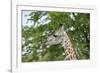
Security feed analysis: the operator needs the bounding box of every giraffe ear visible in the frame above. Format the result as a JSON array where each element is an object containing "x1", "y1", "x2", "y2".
[{"x1": 59, "y1": 24, "x2": 64, "y2": 30}]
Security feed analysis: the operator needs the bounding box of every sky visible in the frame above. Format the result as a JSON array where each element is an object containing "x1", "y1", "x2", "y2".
[
  {"x1": 22, "y1": 10, "x2": 34, "y2": 27},
  {"x1": 22, "y1": 10, "x2": 51, "y2": 27}
]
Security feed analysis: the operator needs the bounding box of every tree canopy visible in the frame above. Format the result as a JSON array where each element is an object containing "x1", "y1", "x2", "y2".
[{"x1": 22, "y1": 10, "x2": 90, "y2": 62}]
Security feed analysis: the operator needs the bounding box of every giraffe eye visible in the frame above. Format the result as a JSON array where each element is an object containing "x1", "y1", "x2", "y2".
[{"x1": 53, "y1": 34, "x2": 58, "y2": 37}]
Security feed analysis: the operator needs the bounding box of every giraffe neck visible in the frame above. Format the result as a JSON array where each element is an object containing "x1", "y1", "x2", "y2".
[{"x1": 64, "y1": 33, "x2": 78, "y2": 60}]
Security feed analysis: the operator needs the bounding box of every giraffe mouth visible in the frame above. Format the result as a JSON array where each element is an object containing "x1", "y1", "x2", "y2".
[
  {"x1": 44, "y1": 41, "x2": 51, "y2": 48},
  {"x1": 40, "y1": 40, "x2": 50, "y2": 49}
]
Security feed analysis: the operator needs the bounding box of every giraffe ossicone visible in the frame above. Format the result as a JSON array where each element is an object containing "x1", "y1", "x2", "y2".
[{"x1": 44, "y1": 24, "x2": 79, "y2": 60}]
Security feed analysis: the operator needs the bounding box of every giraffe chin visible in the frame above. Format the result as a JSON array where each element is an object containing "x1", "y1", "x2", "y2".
[{"x1": 41, "y1": 42, "x2": 50, "y2": 49}]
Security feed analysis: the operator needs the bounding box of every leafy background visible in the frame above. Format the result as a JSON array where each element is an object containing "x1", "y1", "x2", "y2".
[{"x1": 22, "y1": 10, "x2": 90, "y2": 62}]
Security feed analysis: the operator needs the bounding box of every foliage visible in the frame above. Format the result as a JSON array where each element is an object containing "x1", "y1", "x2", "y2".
[{"x1": 22, "y1": 11, "x2": 90, "y2": 62}]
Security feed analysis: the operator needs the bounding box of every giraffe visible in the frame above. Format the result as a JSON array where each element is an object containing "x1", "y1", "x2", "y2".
[{"x1": 44, "y1": 24, "x2": 79, "y2": 60}]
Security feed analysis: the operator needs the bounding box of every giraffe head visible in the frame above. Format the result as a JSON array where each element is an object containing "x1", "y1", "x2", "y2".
[{"x1": 45, "y1": 24, "x2": 67, "y2": 48}]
